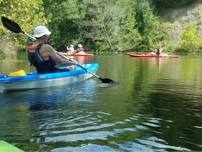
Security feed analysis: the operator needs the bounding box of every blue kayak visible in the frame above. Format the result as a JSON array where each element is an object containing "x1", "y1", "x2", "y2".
[{"x1": 0, "y1": 63, "x2": 99, "y2": 93}]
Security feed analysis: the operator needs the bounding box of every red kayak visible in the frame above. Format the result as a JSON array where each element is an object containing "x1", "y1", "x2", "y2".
[
  {"x1": 127, "y1": 53, "x2": 179, "y2": 58},
  {"x1": 66, "y1": 51, "x2": 94, "y2": 56}
]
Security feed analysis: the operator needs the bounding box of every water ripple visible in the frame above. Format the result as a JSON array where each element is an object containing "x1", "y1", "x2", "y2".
[
  {"x1": 28, "y1": 111, "x2": 190, "y2": 151},
  {"x1": 52, "y1": 144, "x2": 120, "y2": 152},
  {"x1": 45, "y1": 131, "x2": 114, "y2": 142}
]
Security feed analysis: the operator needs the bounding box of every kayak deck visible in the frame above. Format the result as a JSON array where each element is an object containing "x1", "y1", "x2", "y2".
[
  {"x1": 0, "y1": 63, "x2": 99, "y2": 93},
  {"x1": 127, "y1": 53, "x2": 179, "y2": 58},
  {"x1": 0, "y1": 140, "x2": 24, "y2": 152}
]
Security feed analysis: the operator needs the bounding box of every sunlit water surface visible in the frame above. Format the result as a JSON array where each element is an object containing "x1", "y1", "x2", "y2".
[{"x1": 0, "y1": 54, "x2": 202, "y2": 152}]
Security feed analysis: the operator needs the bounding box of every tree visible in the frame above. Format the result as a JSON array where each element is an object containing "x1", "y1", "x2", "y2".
[
  {"x1": 0, "y1": 0, "x2": 47, "y2": 39},
  {"x1": 135, "y1": 0, "x2": 160, "y2": 50},
  {"x1": 0, "y1": 0, "x2": 47, "y2": 58},
  {"x1": 40, "y1": 0, "x2": 164, "y2": 52},
  {"x1": 77, "y1": 0, "x2": 142, "y2": 52},
  {"x1": 153, "y1": 0, "x2": 197, "y2": 9},
  {"x1": 116, "y1": 0, "x2": 141, "y2": 51},
  {"x1": 180, "y1": 25, "x2": 202, "y2": 52},
  {"x1": 43, "y1": 0, "x2": 80, "y2": 48}
]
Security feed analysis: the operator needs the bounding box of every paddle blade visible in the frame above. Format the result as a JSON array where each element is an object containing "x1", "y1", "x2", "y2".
[
  {"x1": 1, "y1": 16, "x2": 23, "y2": 33},
  {"x1": 99, "y1": 77, "x2": 114, "y2": 84}
]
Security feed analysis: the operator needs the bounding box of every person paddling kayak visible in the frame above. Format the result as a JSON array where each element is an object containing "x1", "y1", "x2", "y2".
[
  {"x1": 65, "y1": 44, "x2": 76, "y2": 55},
  {"x1": 156, "y1": 47, "x2": 163, "y2": 55},
  {"x1": 149, "y1": 47, "x2": 168, "y2": 56},
  {"x1": 28, "y1": 26, "x2": 74, "y2": 74},
  {"x1": 77, "y1": 44, "x2": 85, "y2": 52}
]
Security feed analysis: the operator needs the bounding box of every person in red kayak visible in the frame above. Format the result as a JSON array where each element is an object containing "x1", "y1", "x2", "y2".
[
  {"x1": 65, "y1": 44, "x2": 77, "y2": 55},
  {"x1": 28, "y1": 26, "x2": 75, "y2": 74},
  {"x1": 156, "y1": 47, "x2": 163, "y2": 55},
  {"x1": 64, "y1": 43, "x2": 86, "y2": 55},
  {"x1": 150, "y1": 47, "x2": 166, "y2": 56},
  {"x1": 77, "y1": 44, "x2": 85, "y2": 52},
  {"x1": 156, "y1": 47, "x2": 168, "y2": 56}
]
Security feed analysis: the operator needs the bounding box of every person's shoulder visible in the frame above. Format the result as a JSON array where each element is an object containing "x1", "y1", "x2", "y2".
[
  {"x1": 40, "y1": 44, "x2": 56, "y2": 54},
  {"x1": 41, "y1": 43, "x2": 51, "y2": 48},
  {"x1": 41, "y1": 44, "x2": 54, "y2": 50}
]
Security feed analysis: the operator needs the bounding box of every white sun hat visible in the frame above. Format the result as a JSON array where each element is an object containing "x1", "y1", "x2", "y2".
[
  {"x1": 33, "y1": 26, "x2": 51, "y2": 38},
  {"x1": 78, "y1": 44, "x2": 83, "y2": 48}
]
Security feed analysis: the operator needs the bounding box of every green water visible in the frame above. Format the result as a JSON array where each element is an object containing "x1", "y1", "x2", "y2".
[{"x1": 0, "y1": 54, "x2": 202, "y2": 151}]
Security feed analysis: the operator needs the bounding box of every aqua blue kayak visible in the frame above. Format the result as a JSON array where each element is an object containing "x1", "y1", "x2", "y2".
[{"x1": 0, "y1": 63, "x2": 99, "y2": 93}]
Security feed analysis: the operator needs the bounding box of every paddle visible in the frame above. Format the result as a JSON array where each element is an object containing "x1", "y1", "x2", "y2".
[
  {"x1": 1, "y1": 16, "x2": 114, "y2": 83},
  {"x1": 1, "y1": 16, "x2": 36, "y2": 41},
  {"x1": 59, "y1": 53, "x2": 114, "y2": 83}
]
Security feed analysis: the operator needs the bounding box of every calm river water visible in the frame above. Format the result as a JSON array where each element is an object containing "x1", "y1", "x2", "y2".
[{"x1": 0, "y1": 54, "x2": 202, "y2": 152}]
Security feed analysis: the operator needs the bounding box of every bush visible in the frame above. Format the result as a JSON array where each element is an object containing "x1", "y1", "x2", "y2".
[
  {"x1": 0, "y1": 49, "x2": 6, "y2": 60},
  {"x1": 180, "y1": 25, "x2": 202, "y2": 53}
]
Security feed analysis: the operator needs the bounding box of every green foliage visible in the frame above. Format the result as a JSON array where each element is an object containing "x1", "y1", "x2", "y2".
[
  {"x1": 0, "y1": 48, "x2": 5, "y2": 60},
  {"x1": 153, "y1": 0, "x2": 197, "y2": 9},
  {"x1": 180, "y1": 25, "x2": 202, "y2": 52},
  {"x1": 2, "y1": 0, "x2": 196, "y2": 54},
  {"x1": 43, "y1": 0, "x2": 80, "y2": 47},
  {"x1": 113, "y1": 0, "x2": 142, "y2": 51},
  {"x1": 0, "y1": 0, "x2": 47, "y2": 38},
  {"x1": 76, "y1": 0, "x2": 115, "y2": 51},
  {"x1": 74, "y1": 0, "x2": 143, "y2": 51},
  {"x1": 42, "y1": 0, "x2": 150, "y2": 51},
  {"x1": 157, "y1": 22, "x2": 174, "y2": 52},
  {"x1": 0, "y1": 0, "x2": 47, "y2": 58},
  {"x1": 135, "y1": 0, "x2": 160, "y2": 50}
]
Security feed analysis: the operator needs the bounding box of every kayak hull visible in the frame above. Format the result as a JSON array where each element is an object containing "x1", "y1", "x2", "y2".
[
  {"x1": 127, "y1": 53, "x2": 179, "y2": 58},
  {"x1": 66, "y1": 51, "x2": 94, "y2": 56},
  {"x1": 0, "y1": 64, "x2": 99, "y2": 93}
]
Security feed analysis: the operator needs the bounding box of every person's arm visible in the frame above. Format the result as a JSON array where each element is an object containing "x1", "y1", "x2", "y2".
[
  {"x1": 80, "y1": 47, "x2": 85, "y2": 51},
  {"x1": 57, "y1": 51, "x2": 68, "y2": 56},
  {"x1": 40, "y1": 44, "x2": 75, "y2": 65}
]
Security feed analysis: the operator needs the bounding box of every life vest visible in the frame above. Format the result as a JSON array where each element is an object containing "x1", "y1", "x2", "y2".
[{"x1": 28, "y1": 43, "x2": 60, "y2": 74}]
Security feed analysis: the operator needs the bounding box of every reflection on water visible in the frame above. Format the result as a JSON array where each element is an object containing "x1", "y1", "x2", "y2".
[{"x1": 0, "y1": 55, "x2": 202, "y2": 151}]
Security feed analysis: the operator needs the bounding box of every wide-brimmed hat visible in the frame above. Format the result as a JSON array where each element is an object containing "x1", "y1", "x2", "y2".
[
  {"x1": 33, "y1": 26, "x2": 51, "y2": 38},
  {"x1": 78, "y1": 44, "x2": 83, "y2": 48}
]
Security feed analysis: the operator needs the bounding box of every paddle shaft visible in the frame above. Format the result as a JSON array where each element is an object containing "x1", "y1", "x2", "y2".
[
  {"x1": 59, "y1": 54, "x2": 101, "y2": 79},
  {"x1": 24, "y1": 32, "x2": 36, "y2": 41}
]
